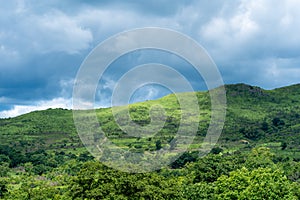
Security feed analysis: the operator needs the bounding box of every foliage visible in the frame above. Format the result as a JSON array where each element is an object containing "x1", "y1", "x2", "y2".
[
  {"x1": 69, "y1": 161, "x2": 183, "y2": 200},
  {"x1": 214, "y1": 167, "x2": 298, "y2": 199},
  {"x1": 0, "y1": 179, "x2": 8, "y2": 198},
  {"x1": 0, "y1": 83, "x2": 299, "y2": 199}
]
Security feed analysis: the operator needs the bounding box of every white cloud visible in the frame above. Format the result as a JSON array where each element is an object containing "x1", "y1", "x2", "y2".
[
  {"x1": 0, "y1": 97, "x2": 72, "y2": 118},
  {"x1": 59, "y1": 78, "x2": 74, "y2": 97},
  {"x1": 130, "y1": 85, "x2": 161, "y2": 103},
  {"x1": 212, "y1": 0, "x2": 300, "y2": 50},
  {"x1": 197, "y1": 0, "x2": 300, "y2": 87},
  {"x1": 0, "y1": 4, "x2": 93, "y2": 57},
  {"x1": 263, "y1": 58, "x2": 300, "y2": 86},
  {"x1": 200, "y1": 3, "x2": 259, "y2": 52},
  {"x1": 28, "y1": 10, "x2": 93, "y2": 54},
  {"x1": 0, "y1": 3, "x2": 179, "y2": 60}
]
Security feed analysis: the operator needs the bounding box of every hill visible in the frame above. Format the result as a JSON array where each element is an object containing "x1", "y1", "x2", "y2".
[
  {"x1": 1, "y1": 83, "x2": 299, "y2": 157},
  {"x1": 0, "y1": 83, "x2": 300, "y2": 199}
]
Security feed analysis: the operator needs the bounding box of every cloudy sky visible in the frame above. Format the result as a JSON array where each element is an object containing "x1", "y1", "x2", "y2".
[{"x1": 1, "y1": 0, "x2": 300, "y2": 118}]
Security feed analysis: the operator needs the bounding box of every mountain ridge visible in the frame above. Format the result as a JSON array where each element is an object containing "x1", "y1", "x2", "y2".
[
  {"x1": 0, "y1": 83, "x2": 299, "y2": 155},
  {"x1": 2, "y1": 82, "x2": 300, "y2": 120}
]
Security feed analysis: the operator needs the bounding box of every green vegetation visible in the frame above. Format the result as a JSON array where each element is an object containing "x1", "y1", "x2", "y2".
[{"x1": 0, "y1": 83, "x2": 299, "y2": 199}]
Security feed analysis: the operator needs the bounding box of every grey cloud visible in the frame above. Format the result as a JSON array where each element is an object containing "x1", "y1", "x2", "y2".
[{"x1": 1, "y1": 0, "x2": 300, "y2": 117}]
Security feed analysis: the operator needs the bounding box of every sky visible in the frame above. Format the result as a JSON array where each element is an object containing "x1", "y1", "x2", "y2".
[{"x1": 0, "y1": 0, "x2": 300, "y2": 118}]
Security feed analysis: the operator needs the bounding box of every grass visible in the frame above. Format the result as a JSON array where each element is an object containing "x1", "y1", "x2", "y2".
[{"x1": 0, "y1": 83, "x2": 300, "y2": 159}]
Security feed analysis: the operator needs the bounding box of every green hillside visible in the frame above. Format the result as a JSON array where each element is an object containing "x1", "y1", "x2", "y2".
[
  {"x1": 0, "y1": 83, "x2": 299, "y2": 199},
  {"x1": 1, "y1": 83, "x2": 299, "y2": 156}
]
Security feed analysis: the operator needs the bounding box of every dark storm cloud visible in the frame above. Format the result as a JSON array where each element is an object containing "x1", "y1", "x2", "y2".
[
  {"x1": 0, "y1": 52, "x2": 84, "y2": 101},
  {"x1": 1, "y1": 0, "x2": 300, "y2": 117}
]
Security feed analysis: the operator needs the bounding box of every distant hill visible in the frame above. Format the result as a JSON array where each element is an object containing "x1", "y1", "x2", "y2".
[{"x1": 0, "y1": 83, "x2": 299, "y2": 157}]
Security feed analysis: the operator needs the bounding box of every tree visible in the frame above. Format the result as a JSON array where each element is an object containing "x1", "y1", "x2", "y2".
[
  {"x1": 183, "y1": 182, "x2": 213, "y2": 199},
  {"x1": 211, "y1": 147, "x2": 223, "y2": 155},
  {"x1": 261, "y1": 121, "x2": 269, "y2": 131},
  {"x1": 0, "y1": 163, "x2": 10, "y2": 177},
  {"x1": 272, "y1": 117, "x2": 285, "y2": 127},
  {"x1": 77, "y1": 152, "x2": 94, "y2": 162},
  {"x1": 240, "y1": 127, "x2": 264, "y2": 140},
  {"x1": 69, "y1": 161, "x2": 183, "y2": 199},
  {"x1": 281, "y1": 142, "x2": 288, "y2": 150},
  {"x1": 155, "y1": 140, "x2": 162, "y2": 150},
  {"x1": 214, "y1": 167, "x2": 298, "y2": 199},
  {"x1": 187, "y1": 154, "x2": 241, "y2": 183},
  {"x1": 0, "y1": 179, "x2": 8, "y2": 198},
  {"x1": 245, "y1": 147, "x2": 275, "y2": 169},
  {"x1": 170, "y1": 151, "x2": 198, "y2": 169}
]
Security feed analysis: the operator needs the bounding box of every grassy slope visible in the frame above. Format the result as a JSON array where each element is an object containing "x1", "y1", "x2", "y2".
[{"x1": 0, "y1": 83, "x2": 299, "y2": 157}]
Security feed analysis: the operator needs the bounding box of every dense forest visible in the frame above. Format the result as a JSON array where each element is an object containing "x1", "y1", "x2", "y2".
[{"x1": 0, "y1": 83, "x2": 299, "y2": 199}]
